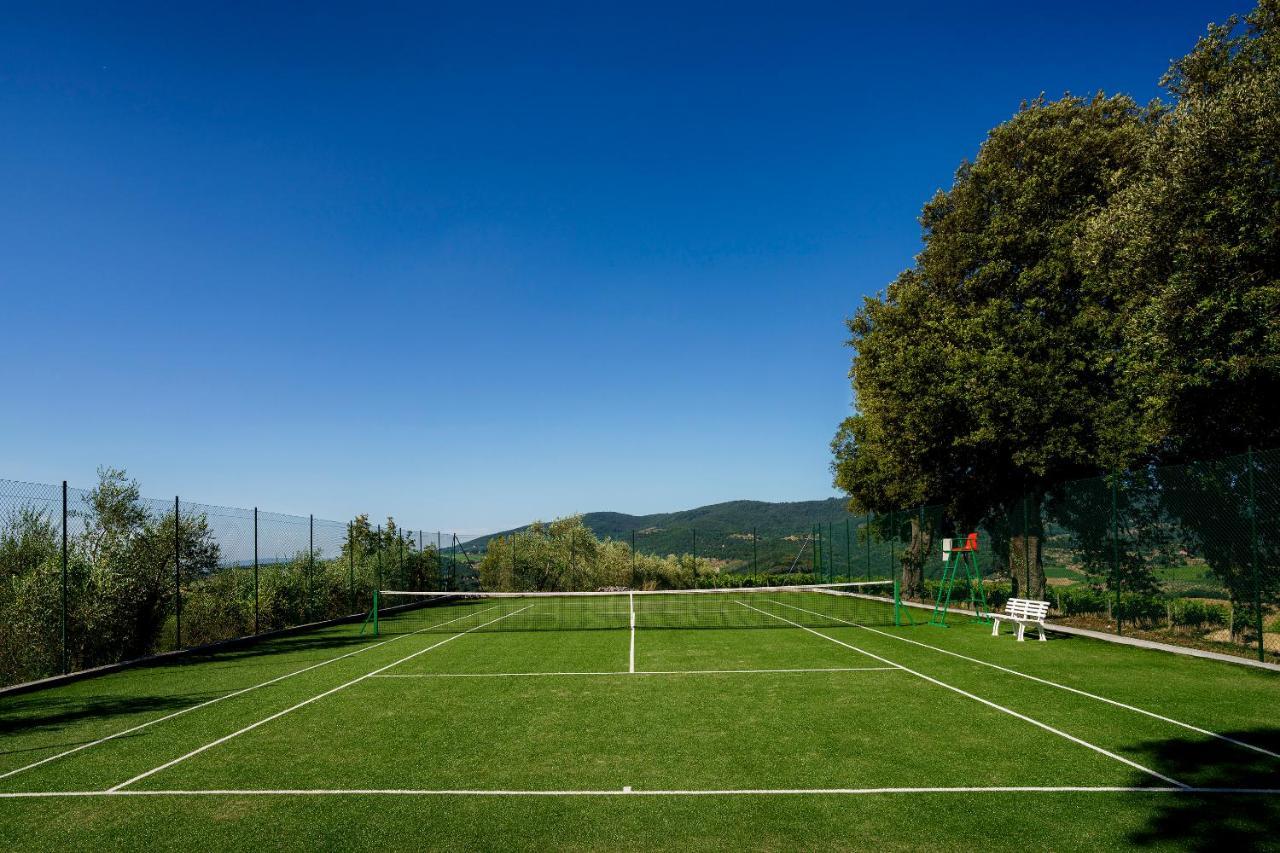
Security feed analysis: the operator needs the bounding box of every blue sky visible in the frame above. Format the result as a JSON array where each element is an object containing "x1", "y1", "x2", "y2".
[{"x1": 0, "y1": 1, "x2": 1242, "y2": 535}]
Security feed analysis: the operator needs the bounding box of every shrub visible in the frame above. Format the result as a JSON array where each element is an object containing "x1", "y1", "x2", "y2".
[{"x1": 1169, "y1": 599, "x2": 1230, "y2": 630}]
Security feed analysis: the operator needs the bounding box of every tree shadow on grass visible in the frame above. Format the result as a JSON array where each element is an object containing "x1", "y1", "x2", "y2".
[
  {"x1": 1129, "y1": 728, "x2": 1280, "y2": 852},
  {"x1": 0, "y1": 692, "x2": 219, "y2": 739}
]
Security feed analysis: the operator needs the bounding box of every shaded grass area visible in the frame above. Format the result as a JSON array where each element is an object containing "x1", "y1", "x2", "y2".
[{"x1": 1, "y1": 602, "x2": 1278, "y2": 850}]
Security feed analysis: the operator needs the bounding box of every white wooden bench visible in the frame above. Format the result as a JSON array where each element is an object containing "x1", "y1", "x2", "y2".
[{"x1": 991, "y1": 598, "x2": 1050, "y2": 642}]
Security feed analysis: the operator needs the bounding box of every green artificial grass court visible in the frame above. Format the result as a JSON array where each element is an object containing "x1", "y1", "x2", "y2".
[{"x1": 2, "y1": 591, "x2": 1279, "y2": 851}]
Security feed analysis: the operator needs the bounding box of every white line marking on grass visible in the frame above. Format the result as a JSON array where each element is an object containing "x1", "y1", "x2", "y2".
[
  {"x1": 766, "y1": 598, "x2": 1280, "y2": 762},
  {"x1": 0, "y1": 604, "x2": 504, "y2": 783},
  {"x1": 107, "y1": 605, "x2": 534, "y2": 793},
  {"x1": 735, "y1": 601, "x2": 1189, "y2": 789},
  {"x1": 629, "y1": 592, "x2": 636, "y2": 674},
  {"x1": 369, "y1": 667, "x2": 899, "y2": 678},
  {"x1": 3, "y1": 786, "x2": 1279, "y2": 798}
]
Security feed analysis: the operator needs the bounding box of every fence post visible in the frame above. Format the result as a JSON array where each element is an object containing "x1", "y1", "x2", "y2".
[
  {"x1": 308, "y1": 514, "x2": 314, "y2": 621},
  {"x1": 61, "y1": 480, "x2": 68, "y2": 674},
  {"x1": 254, "y1": 507, "x2": 260, "y2": 634},
  {"x1": 845, "y1": 518, "x2": 850, "y2": 580},
  {"x1": 348, "y1": 522, "x2": 355, "y2": 613},
  {"x1": 1111, "y1": 477, "x2": 1121, "y2": 635},
  {"x1": 376, "y1": 525, "x2": 383, "y2": 591},
  {"x1": 866, "y1": 513, "x2": 871, "y2": 581},
  {"x1": 174, "y1": 496, "x2": 181, "y2": 649},
  {"x1": 437, "y1": 531, "x2": 443, "y2": 589},
  {"x1": 1248, "y1": 447, "x2": 1263, "y2": 662}
]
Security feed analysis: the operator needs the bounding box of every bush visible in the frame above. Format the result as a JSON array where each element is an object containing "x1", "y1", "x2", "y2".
[
  {"x1": 1054, "y1": 585, "x2": 1108, "y2": 616},
  {"x1": 1169, "y1": 599, "x2": 1230, "y2": 630}
]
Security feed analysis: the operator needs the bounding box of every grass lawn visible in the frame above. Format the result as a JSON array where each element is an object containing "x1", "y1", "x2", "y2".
[{"x1": 2, "y1": 592, "x2": 1278, "y2": 851}]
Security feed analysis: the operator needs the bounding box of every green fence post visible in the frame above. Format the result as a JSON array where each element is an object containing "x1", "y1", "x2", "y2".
[
  {"x1": 308, "y1": 513, "x2": 314, "y2": 622},
  {"x1": 376, "y1": 525, "x2": 383, "y2": 592},
  {"x1": 1110, "y1": 478, "x2": 1121, "y2": 635},
  {"x1": 253, "y1": 507, "x2": 259, "y2": 634},
  {"x1": 1248, "y1": 447, "x2": 1263, "y2": 662},
  {"x1": 348, "y1": 522, "x2": 355, "y2": 613},
  {"x1": 845, "y1": 519, "x2": 850, "y2": 580},
  {"x1": 865, "y1": 513, "x2": 871, "y2": 581},
  {"x1": 61, "y1": 480, "x2": 68, "y2": 674},
  {"x1": 174, "y1": 496, "x2": 181, "y2": 649}
]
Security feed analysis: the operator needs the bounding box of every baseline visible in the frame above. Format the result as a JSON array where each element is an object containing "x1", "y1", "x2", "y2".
[
  {"x1": 3, "y1": 785, "x2": 1279, "y2": 798},
  {"x1": 370, "y1": 666, "x2": 899, "y2": 678}
]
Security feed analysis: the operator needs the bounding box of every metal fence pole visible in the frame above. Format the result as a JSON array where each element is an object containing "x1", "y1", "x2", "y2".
[
  {"x1": 1110, "y1": 479, "x2": 1121, "y2": 635},
  {"x1": 253, "y1": 507, "x2": 260, "y2": 634},
  {"x1": 174, "y1": 495, "x2": 181, "y2": 649},
  {"x1": 376, "y1": 525, "x2": 383, "y2": 591},
  {"x1": 845, "y1": 519, "x2": 850, "y2": 580},
  {"x1": 61, "y1": 480, "x2": 68, "y2": 674},
  {"x1": 348, "y1": 522, "x2": 355, "y2": 613},
  {"x1": 866, "y1": 513, "x2": 871, "y2": 581},
  {"x1": 308, "y1": 513, "x2": 314, "y2": 621},
  {"x1": 1248, "y1": 447, "x2": 1263, "y2": 662}
]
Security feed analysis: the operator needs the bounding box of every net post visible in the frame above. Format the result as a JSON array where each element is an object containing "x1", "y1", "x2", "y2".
[{"x1": 893, "y1": 579, "x2": 901, "y2": 626}]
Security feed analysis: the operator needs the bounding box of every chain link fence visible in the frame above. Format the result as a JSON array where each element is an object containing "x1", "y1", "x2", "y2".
[{"x1": 0, "y1": 476, "x2": 469, "y2": 689}]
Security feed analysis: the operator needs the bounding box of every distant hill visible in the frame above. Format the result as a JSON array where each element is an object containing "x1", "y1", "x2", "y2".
[{"x1": 465, "y1": 498, "x2": 865, "y2": 572}]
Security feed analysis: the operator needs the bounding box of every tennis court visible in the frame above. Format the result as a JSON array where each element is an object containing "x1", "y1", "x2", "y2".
[{"x1": 2, "y1": 583, "x2": 1279, "y2": 851}]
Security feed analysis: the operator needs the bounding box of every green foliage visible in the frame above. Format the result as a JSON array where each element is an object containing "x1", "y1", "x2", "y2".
[
  {"x1": 477, "y1": 515, "x2": 763, "y2": 592},
  {"x1": 1169, "y1": 599, "x2": 1230, "y2": 630}
]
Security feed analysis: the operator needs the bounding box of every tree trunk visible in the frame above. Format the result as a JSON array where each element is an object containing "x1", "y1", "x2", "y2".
[
  {"x1": 1009, "y1": 493, "x2": 1046, "y2": 600},
  {"x1": 900, "y1": 515, "x2": 932, "y2": 599}
]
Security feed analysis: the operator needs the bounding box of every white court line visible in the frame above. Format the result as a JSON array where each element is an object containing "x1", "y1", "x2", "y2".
[
  {"x1": 107, "y1": 605, "x2": 534, "y2": 792},
  {"x1": 629, "y1": 591, "x2": 636, "y2": 674},
  {"x1": 0, "y1": 604, "x2": 504, "y2": 783},
  {"x1": 370, "y1": 667, "x2": 899, "y2": 678},
  {"x1": 734, "y1": 601, "x2": 1188, "y2": 789},
  {"x1": 768, "y1": 598, "x2": 1280, "y2": 762},
  {"x1": 2, "y1": 785, "x2": 1278, "y2": 798}
]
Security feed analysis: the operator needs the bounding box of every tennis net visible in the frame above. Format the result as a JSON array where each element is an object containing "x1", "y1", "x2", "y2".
[{"x1": 364, "y1": 581, "x2": 900, "y2": 635}]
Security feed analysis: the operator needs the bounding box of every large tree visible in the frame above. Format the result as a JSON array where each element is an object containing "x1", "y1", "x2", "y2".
[
  {"x1": 1079, "y1": 0, "x2": 1280, "y2": 460},
  {"x1": 835, "y1": 94, "x2": 1151, "y2": 598}
]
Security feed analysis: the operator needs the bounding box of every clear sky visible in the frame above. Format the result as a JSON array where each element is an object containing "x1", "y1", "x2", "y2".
[{"x1": 0, "y1": 1, "x2": 1243, "y2": 535}]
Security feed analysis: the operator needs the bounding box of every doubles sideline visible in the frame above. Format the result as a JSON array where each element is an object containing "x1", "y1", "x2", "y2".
[
  {"x1": 0, "y1": 603, "x2": 504, "y2": 783},
  {"x1": 735, "y1": 601, "x2": 1188, "y2": 789},
  {"x1": 107, "y1": 604, "x2": 535, "y2": 792},
  {"x1": 766, "y1": 598, "x2": 1280, "y2": 762}
]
